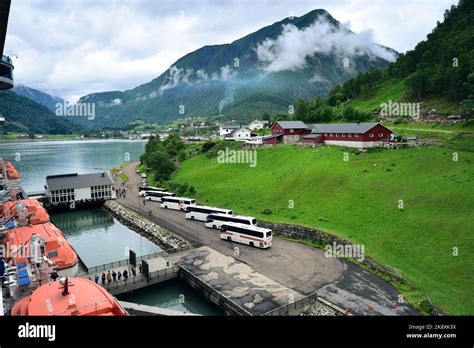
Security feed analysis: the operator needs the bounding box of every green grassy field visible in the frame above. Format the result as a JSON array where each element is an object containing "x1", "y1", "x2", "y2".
[
  {"x1": 171, "y1": 141, "x2": 473, "y2": 315},
  {"x1": 0, "y1": 133, "x2": 81, "y2": 141}
]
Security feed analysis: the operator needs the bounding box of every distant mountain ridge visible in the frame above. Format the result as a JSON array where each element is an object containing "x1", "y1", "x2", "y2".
[
  {"x1": 0, "y1": 90, "x2": 79, "y2": 134},
  {"x1": 12, "y1": 84, "x2": 64, "y2": 112},
  {"x1": 73, "y1": 9, "x2": 397, "y2": 129}
]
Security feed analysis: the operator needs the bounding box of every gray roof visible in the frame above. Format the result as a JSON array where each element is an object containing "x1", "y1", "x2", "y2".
[
  {"x1": 308, "y1": 122, "x2": 381, "y2": 134},
  {"x1": 262, "y1": 133, "x2": 283, "y2": 139},
  {"x1": 275, "y1": 121, "x2": 308, "y2": 129},
  {"x1": 46, "y1": 173, "x2": 112, "y2": 190},
  {"x1": 302, "y1": 134, "x2": 323, "y2": 139},
  {"x1": 221, "y1": 125, "x2": 241, "y2": 129}
]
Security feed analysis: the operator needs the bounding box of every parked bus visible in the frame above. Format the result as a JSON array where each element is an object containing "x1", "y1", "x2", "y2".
[
  {"x1": 220, "y1": 222, "x2": 272, "y2": 249},
  {"x1": 205, "y1": 213, "x2": 256, "y2": 229},
  {"x1": 138, "y1": 186, "x2": 166, "y2": 197},
  {"x1": 185, "y1": 205, "x2": 233, "y2": 221},
  {"x1": 144, "y1": 191, "x2": 175, "y2": 202},
  {"x1": 160, "y1": 197, "x2": 196, "y2": 211}
]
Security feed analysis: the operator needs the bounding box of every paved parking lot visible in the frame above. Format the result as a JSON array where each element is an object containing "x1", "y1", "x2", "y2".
[{"x1": 113, "y1": 162, "x2": 417, "y2": 315}]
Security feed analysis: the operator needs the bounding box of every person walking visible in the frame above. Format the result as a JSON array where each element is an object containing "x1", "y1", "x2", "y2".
[
  {"x1": 112, "y1": 270, "x2": 117, "y2": 282},
  {"x1": 107, "y1": 270, "x2": 112, "y2": 284},
  {"x1": 131, "y1": 265, "x2": 136, "y2": 277},
  {"x1": 94, "y1": 274, "x2": 99, "y2": 284},
  {"x1": 117, "y1": 271, "x2": 122, "y2": 281},
  {"x1": 101, "y1": 273, "x2": 106, "y2": 285},
  {"x1": 123, "y1": 269, "x2": 128, "y2": 281},
  {"x1": 138, "y1": 263, "x2": 142, "y2": 274}
]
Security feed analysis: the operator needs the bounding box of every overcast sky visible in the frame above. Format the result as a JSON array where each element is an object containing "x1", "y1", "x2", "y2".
[{"x1": 5, "y1": 0, "x2": 458, "y2": 102}]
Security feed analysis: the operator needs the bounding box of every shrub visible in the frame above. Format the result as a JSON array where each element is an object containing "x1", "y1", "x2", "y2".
[
  {"x1": 262, "y1": 208, "x2": 272, "y2": 215},
  {"x1": 201, "y1": 141, "x2": 216, "y2": 153}
]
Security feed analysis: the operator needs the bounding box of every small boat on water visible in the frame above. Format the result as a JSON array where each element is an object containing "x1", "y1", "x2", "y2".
[
  {"x1": 3, "y1": 222, "x2": 79, "y2": 277},
  {"x1": 11, "y1": 277, "x2": 128, "y2": 316}
]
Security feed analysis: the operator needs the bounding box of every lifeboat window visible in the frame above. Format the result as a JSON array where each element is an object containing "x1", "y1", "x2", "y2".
[{"x1": 48, "y1": 251, "x2": 58, "y2": 258}]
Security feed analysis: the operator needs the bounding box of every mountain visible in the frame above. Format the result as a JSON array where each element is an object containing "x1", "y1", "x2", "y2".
[
  {"x1": 74, "y1": 9, "x2": 397, "y2": 129},
  {"x1": 295, "y1": 0, "x2": 474, "y2": 121},
  {"x1": 0, "y1": 90, "x2": 80, "y2": 134},
  {"x1": 12, "y1": 84, "x2": 64, "y2": 113}
]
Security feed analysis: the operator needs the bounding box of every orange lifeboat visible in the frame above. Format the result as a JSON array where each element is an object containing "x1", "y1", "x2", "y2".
[
  {"x1": 11, "y1": 277, "x2": 127, "y2": 316},
  {"x1": 1, "y1": 199, "x2": 50, "y2": 225},
  {"x1": 3, "y1": 161, "x2": 21, "y2": 181},
  {"x1": 3, "y1": 222, "x2": 78, "y2": 276}
]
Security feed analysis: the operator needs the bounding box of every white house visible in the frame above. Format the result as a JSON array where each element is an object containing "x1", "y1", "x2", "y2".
[
  {"x1": 45, "y1": 173, "x2": 115, "y2": 205},
  {"x1": 248, "y1": 119, "x2": 269, "y2": 131},
  {"x1": 232, "y1": 128, "x2": 252, "y2": 140},
  {"x1": 219, "y1": 125, "x2": 241, "y2": 139}
]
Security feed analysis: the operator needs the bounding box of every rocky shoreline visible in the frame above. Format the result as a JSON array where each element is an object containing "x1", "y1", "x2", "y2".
[{"x1": 103, "y1": 200, "x2": 190, "y2": 252}]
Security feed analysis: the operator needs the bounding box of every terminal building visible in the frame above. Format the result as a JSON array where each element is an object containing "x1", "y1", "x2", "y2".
[{"x1": 44, "y1": 173, "x2": 115, "y2": 206}]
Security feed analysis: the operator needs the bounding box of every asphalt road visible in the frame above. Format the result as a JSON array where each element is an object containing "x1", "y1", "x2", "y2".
[{"x1": 113, "y1": 162, "x2": 417, "y2": 315}]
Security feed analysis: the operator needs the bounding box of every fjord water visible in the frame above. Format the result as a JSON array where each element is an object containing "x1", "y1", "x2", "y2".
[
  {"x1": 50, "y1": 207, "x2": 162, "y2": 268},
  {"x1": 118, "y1": 278, "x2": 223, "y2": 315},
  {"x1": 0, "y1": 139, "x2": 147, "y2": 192},
  {"x1": 0, "y1": 139, "x2": 220, "y2": 314}
]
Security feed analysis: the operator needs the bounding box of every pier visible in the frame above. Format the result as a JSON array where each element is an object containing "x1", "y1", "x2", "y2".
[
  {"x1": 79, "y1": 246, "x2": 329, "y2": 316},
  {"x1": 119, "y1": 301, "x2": 200, "y2": 316}
]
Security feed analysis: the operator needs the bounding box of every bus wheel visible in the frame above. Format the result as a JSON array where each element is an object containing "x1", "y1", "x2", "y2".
[
  {"x1": 249, "y1": 242, "x2": 254, "y2": 247},
  {"x1": 191, "y1": 216, "x2": 195, "y2": 220},
  {"x1": 164, "y1": 206, "x2": 168, "y2": 209},
  {"x1": 213, "y1": 225, "x2": 217, "y2": 229},
  {"x1": 227, "y1": 237, "x2": 231, "y2": 241}
]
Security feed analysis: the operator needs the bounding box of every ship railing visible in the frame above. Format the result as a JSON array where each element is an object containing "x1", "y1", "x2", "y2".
[
  {"x1": 86, "y1": 250, "x2": 170, "y2": 274},
  {"x1": 51, "y1": 299, "x2": 111, "y2": 316},
  {"x1": 1, "y1": 55, "x2": 12, "y2": 65}
]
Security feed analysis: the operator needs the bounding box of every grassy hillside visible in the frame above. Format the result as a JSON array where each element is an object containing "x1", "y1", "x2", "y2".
[
  {"x1": 336, "y1": 77, "x2": 461, "y2": 115},
  {"x1": 295, "y1": 0, "x2": 474, "y2": 123},
  {"x1": 171, "y1": 139, "x2": 473, "y2": 314}
]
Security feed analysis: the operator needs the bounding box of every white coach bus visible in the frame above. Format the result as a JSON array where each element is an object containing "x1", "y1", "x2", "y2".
[
  {"x1": 144, "y1": 191, "x2": 175, "y2": 202},
  {"x1": 138, "y1": 186, "x2": 166, "y2": 197},
  {"x1": 220, "y1": 222, "x2": 272, "y2": 249},
  {"x1": 160, "y1": 197, "x2": 196, "y2": 211},
  {"x1": 205, "y1": 213, "x2": 256, "y2": 229},
  {"x1": 185, "y1": 205, "x2": 233, "y2": 222}
]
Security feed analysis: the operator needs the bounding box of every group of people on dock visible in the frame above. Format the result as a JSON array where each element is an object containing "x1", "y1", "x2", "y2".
[
  {"x1": 115, "y1": 187, "x2": 127, "y2": 199},
  {"x1": 94, "y1": 263, "x2": 143, "y2": 286}
]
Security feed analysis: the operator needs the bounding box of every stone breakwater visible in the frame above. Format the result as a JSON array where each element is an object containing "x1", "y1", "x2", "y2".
[{"x1": 104, "y1": 201, "x2": 190, "y2": 252}]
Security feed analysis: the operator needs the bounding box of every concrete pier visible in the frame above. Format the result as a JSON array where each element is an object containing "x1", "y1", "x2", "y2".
[
  {"x1": 171, "y1": 246, "x2": 305, "y2": 316},
  {"x1": 119, "y1": 301, "x2": 200, "y2": 316}
]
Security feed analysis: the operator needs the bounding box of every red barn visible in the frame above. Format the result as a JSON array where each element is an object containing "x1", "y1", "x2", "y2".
[
  {"x1": 271, "y1": 121, "x2": 311, "y2": 144},
  {"x1": 301, "y1": 133, "x2": 324, "y2": 145},
  {"x1": 307, "y1": 122, "x2": 393, "y2": 148},
  {"x1": 262, "y1": 133, "x2": 283, "y2": 146}
]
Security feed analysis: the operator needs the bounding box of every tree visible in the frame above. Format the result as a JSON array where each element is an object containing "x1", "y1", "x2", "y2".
[
  {"x1": 261, "y1": 112, "x2": 271, "y2": 122},
  {"x1": 148, "y1": 150, "x2": 176, "y2": 181},
  {"x1": 406, "y1": 70, "x2": 431, "y2": 100}
]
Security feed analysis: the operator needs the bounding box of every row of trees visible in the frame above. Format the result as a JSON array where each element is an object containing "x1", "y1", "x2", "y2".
[{"x1": 140, "y1": 134, "x2": 186, "y2": 181}]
